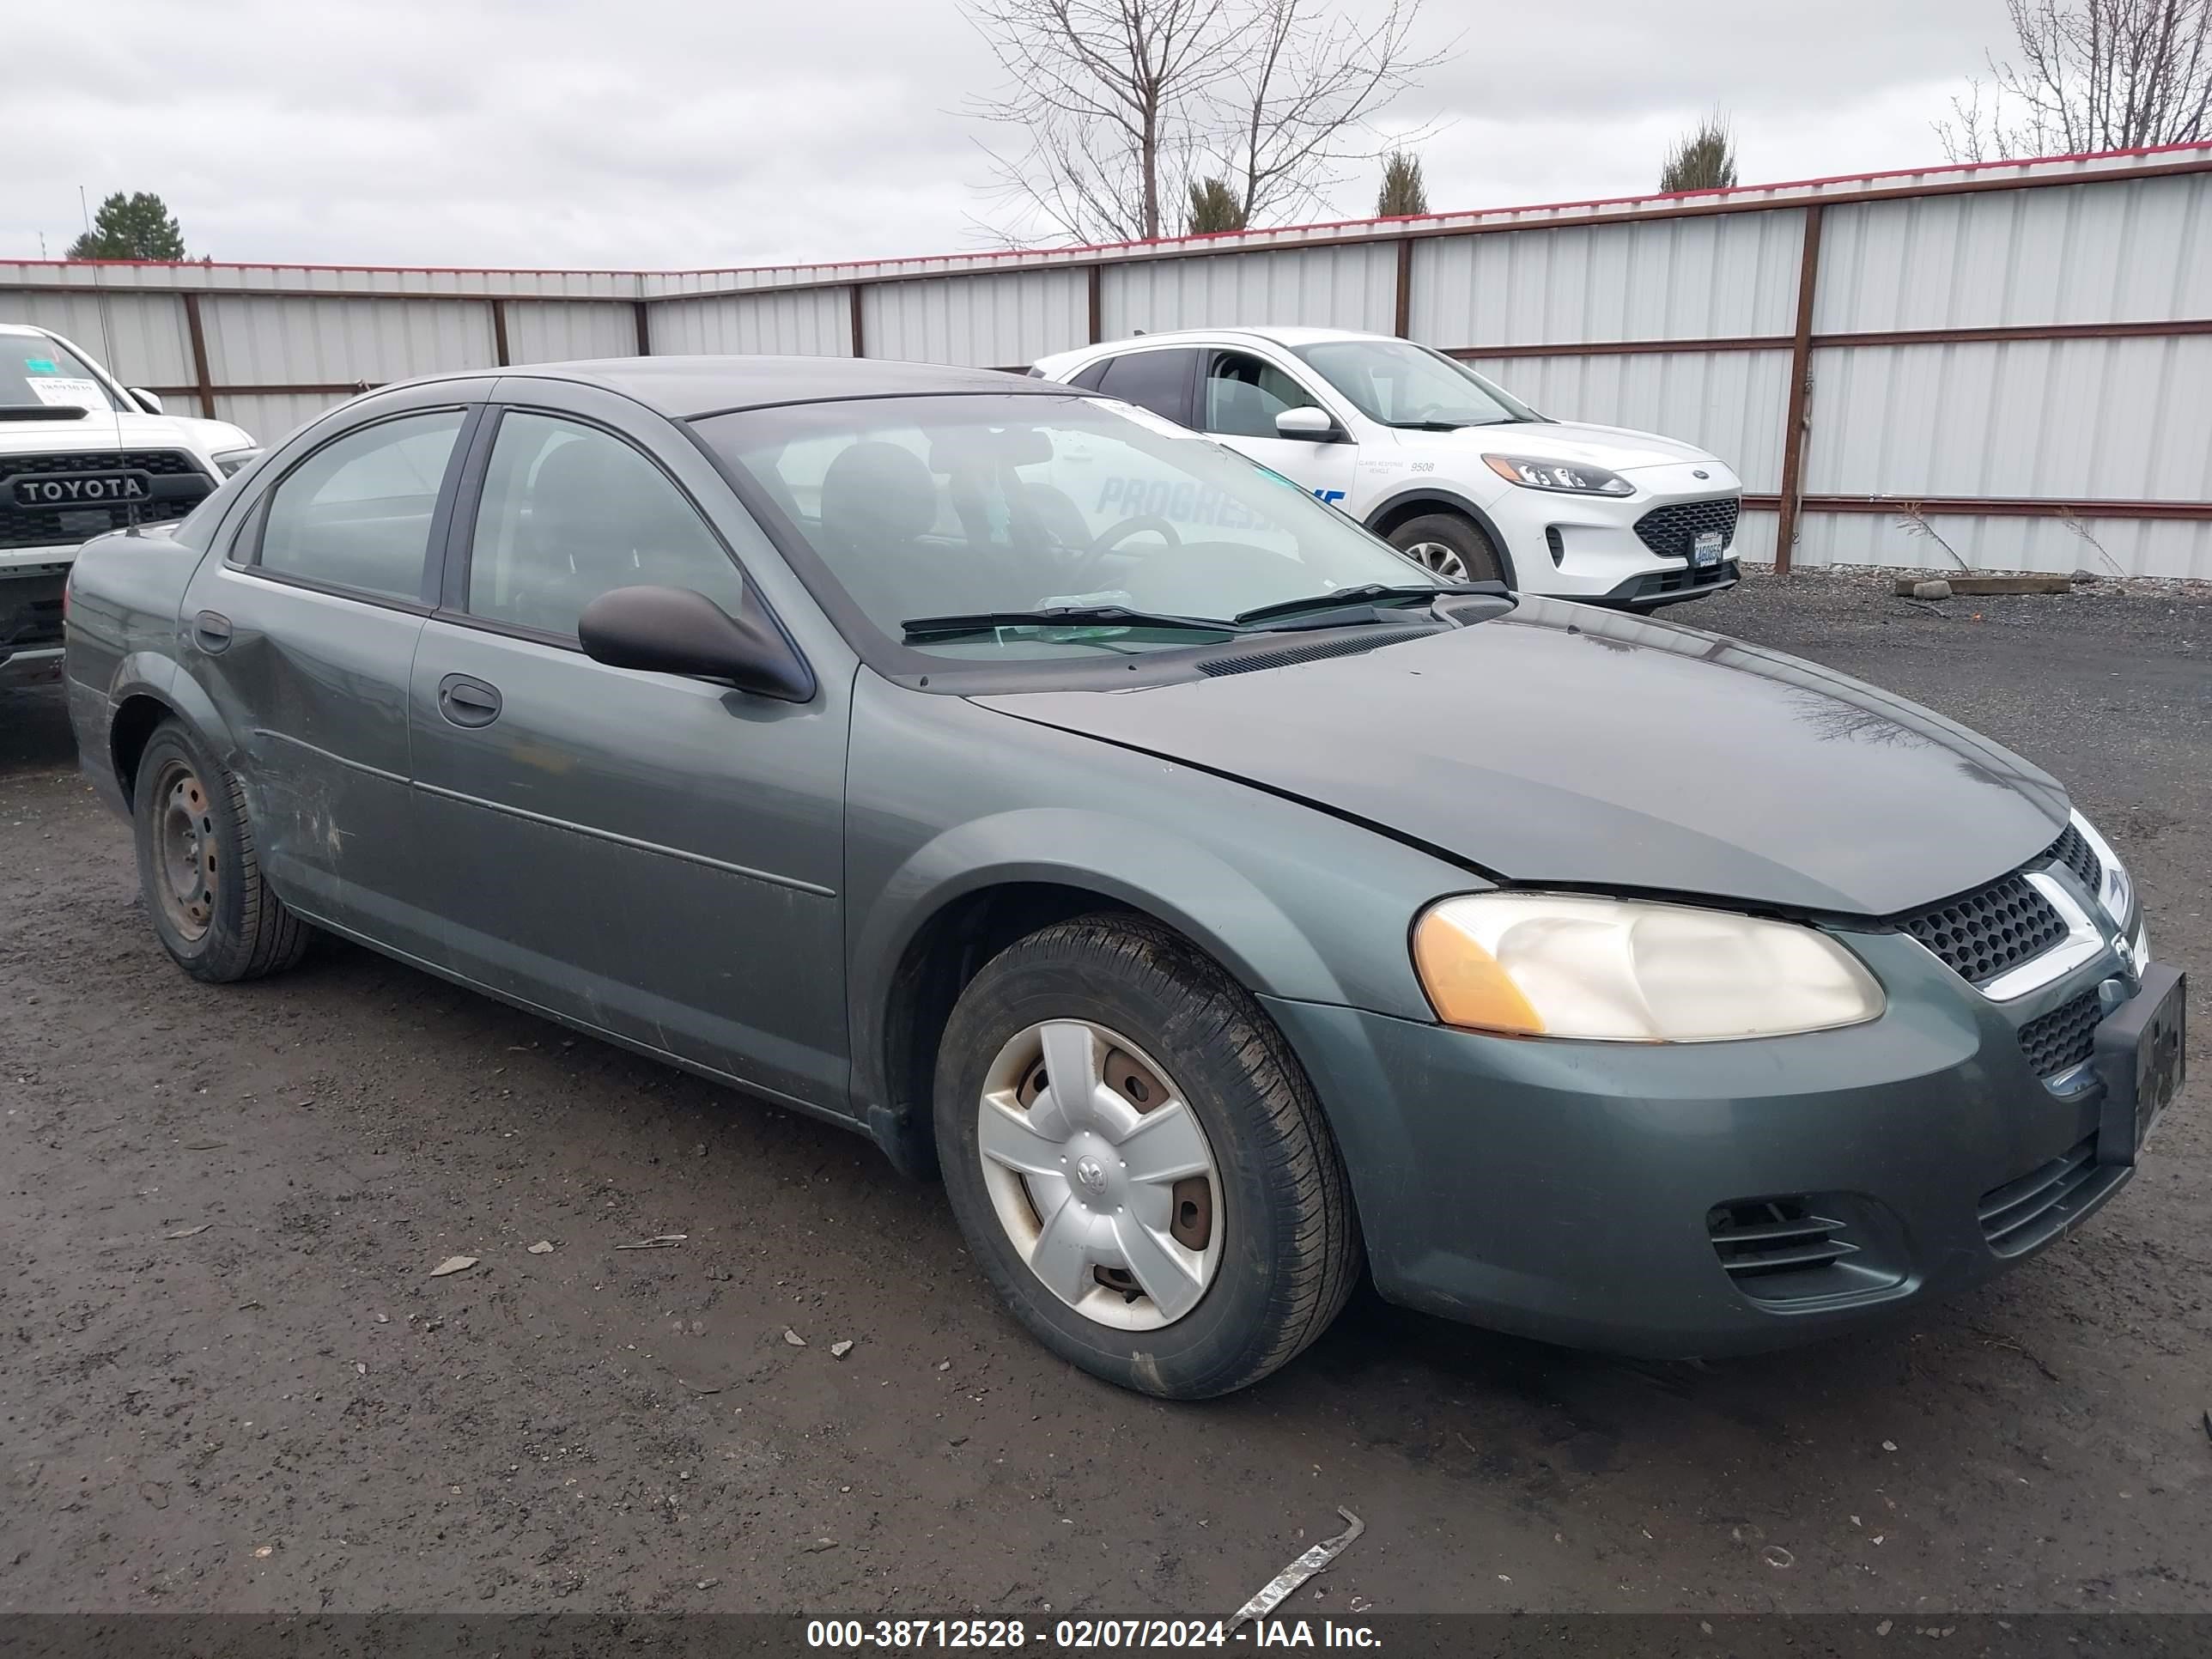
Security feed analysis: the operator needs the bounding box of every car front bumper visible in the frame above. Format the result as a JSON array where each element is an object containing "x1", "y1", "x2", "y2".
[
  {"x1": 1263, "y1": 928, "x2": 2174, "y2": 1358},
  {"x1": 1486, "y1": 467, "x2": 1743, "y2": 607},
  {"x1": 1, "y1": 561, "x2": 69, "y2": 684}
]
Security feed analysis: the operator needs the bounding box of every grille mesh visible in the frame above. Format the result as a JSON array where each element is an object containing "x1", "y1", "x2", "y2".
[
  {"x1": 2018, "y1": 987, "x2": 2102, "y2": 1079},
  {"x1": 3, "y1": 449, "x2": 207, "y2": 477},
  {"x1": 1, "y1": 449, "x2": 210, "y2": 550},
  {"x1": 2047, "y1": 823, "x2": 2101, "y2": 892},
  {"x1": 1632, "y1": 495, "x2": 1740, "y2": 561},
  {"x1": 1893, "y1": 872, "x2": 2068, "y2": 985}
]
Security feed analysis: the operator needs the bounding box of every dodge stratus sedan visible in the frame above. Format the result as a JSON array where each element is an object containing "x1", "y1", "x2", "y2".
[{"x1": 64, "y1": 356, "x2": 2185, "y2": 1398}]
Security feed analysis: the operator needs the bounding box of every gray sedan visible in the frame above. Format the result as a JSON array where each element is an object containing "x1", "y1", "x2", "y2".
[{"x1": 62, "y1": 356, "x2": 2185, "y2": 1398}]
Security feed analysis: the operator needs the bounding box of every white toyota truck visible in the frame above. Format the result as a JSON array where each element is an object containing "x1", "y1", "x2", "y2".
[{"x1": 3, "y1": 323, "x2": 258, "y2": 684}]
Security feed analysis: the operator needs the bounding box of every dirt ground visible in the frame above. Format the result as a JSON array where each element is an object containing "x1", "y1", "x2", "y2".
[{"x1": 2, "y1": 569, "x2": 2206, "y2": 1619}]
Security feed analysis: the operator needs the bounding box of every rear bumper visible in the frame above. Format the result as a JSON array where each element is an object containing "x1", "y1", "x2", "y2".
[{"x1": 1264, "y1": 930, "x2": 2161, "y2": 1358}]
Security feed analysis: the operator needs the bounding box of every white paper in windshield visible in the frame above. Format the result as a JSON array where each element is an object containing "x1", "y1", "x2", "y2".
[{"x1": 27, "y1": 377, "x2": 108, "y2": 412}]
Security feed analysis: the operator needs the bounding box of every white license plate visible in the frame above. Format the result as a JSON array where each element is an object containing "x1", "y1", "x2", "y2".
[{"x1": 1692, "y1": 530, "x2": 1725, "y2": 568}]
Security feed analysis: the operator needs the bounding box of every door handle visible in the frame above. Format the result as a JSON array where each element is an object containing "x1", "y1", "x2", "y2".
[
  {"x1": 192, "y1": 611, "x2": 233, "y2": 653},
  {"x1": 436, "y1": 673, "x2": 502, "y2": 728}
]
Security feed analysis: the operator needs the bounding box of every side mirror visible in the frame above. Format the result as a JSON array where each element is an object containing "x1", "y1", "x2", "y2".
[
  {"x1": 129, "y1": 388, "x2": 165, "y2": 416},
  {"x1": 578, "y1": 585, "x2": 815, "y2": 702},
  {"x1": 1274, "y1": 404, "x2": 1340, "y2": 441}
]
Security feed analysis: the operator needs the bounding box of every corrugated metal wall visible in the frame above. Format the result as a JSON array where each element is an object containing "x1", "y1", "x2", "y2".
[{"x1": 6, "y1": 145, "x2": 2208, "y2": 576}]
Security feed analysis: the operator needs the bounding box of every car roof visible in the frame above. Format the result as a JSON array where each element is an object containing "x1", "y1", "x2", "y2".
[
  {"x1": 481, "y1": 355, "x2": 1070, "y2": 420},
  {"x1": 1082, "y1": 325, "x2": 1382, "y2": 352},
  {"x1": 0, "y1": 323, "x2": 56, "y2": 337}
]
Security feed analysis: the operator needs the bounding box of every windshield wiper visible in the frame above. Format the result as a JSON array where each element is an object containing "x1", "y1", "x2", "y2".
[
  {"x1": 0, "y1": 404, "x2": 92, "y2": 422},
  {"x1": 1233, "y1": 582, "x2": 1496, "y2": 627},
  {"x1": 901, "y1": 605, "x2": 1247, "y2": 642}
]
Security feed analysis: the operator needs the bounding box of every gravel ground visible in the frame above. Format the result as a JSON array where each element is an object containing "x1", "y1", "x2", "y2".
[{"x1": 1, "y1": 569, "x2": 2206, "y2": 1618}]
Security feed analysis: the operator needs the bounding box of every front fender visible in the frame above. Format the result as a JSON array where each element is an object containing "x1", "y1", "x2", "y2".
[
  {"x1": 848, "y1": 805, "x2": 1352, "y2": 1097},
  {"x1": 842, "y1": 678, "x2": 1473, "y2": 1122}
]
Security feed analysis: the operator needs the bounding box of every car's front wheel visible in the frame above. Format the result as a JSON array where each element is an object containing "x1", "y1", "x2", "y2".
[
  {"x1": 1388, "y1": 512, "x2": 1504, "y2": 583},
  {"x1": 132, "y1": 721, "x2": 313, "y2": 983},
  {"x1": 933, "y1": 915, "x2": 1360, "y2": 1398}
]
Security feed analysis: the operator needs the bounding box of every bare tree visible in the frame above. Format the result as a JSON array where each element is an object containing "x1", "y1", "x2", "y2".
[
  {"x1": 1937, "y1": 0, "x2": 2212, "y2": 161},
  {"x1": 962, "y1": 0, "x2": 1446, "y2": 244},
  {"x1": 1210, "y1": 0, "x2": 1447, "y2": 229}
]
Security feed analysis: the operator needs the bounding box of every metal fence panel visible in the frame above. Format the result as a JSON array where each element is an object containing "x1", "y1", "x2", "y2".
[
  {"x1": 9, "y1": 147, "x2": 2210, "y2": 577},
  {"x1": 216, "y1": 392, "x2": 357, "y2": 445},
  {"x1": 201, "y1": 295, "x2": 495, "y2": 387},
  {"x1": 1416, "y1": 209, "x2": 1805, "y2": 347},
  {"x1": 1, "y1": 290, "x2": 197, "y2": 388},
  {"x1": 861, "y1": 269, "x2": 1087, "y2": 368},
  {"x1": 1461, "y1": 348, "x2": 1793, "y2": 493},
  {"x1": 1804, "y1": 333, "x2": 2212, "y2": 501},
  {"x1": 1816, "y1": 172, "x2": 2212, "y2": 332},
  {"x1": 649, "y1": 289, "x2": 852, "y2": 356},
  {"x1": 504, "y1": 301, "x2": 639, "y2": 364},
  {"x1": 1100, "y1": 243, "x2": 1396, "y2": 337},
  {"x1": 1797, "y1": 508, "x2": 2211, "y2": 580}
]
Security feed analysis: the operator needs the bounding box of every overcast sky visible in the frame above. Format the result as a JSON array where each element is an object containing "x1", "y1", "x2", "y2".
[{"x1": 8, "y1": 0, "x2": 2018, "y2": 271}]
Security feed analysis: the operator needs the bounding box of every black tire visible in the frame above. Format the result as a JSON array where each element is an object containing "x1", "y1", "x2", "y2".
[
  {"x1": 933, "y1": 915, "x2": 1361, "y2": 1399},
  {"x1": 1388, "y1": 512, "x2": 1504, "y2": 582},
  {"x1": 132, "y1": 720, "x2": 313, "y2": 983}
]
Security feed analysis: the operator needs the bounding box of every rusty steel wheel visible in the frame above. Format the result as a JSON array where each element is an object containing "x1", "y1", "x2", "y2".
[
  {"x1": 975, "y1": 1018, "x2": 1225, "y2": 1332},
  {"x1": 151, "y1": 757, "x2": 220, "y2": 941},
  {"x1": 131, "y1": 720, "x2": 313, "y2": 983}
]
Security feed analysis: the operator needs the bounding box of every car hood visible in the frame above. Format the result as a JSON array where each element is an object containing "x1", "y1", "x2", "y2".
[
  {"x1": 974, "y1": 599, "x2": 2069, "y2": 916},
  {"x1": 0, "y1": 410, "x2": 250, "y2": 458},
  {"x1": 1411, "y1": 419, "x2": 1720, "y2": 471}
]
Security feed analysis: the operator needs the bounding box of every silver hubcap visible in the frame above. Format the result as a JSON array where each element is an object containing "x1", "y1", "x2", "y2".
[
  {"x1": 976, "y1": 1020, "x2": 1224, "y2": 1331},
  {"x1": 1403, "y1": 540, "x2": 1470, "y2": 580},
  {"x1": 154, "y1": 762, "x2": 218, "y2": 940}
]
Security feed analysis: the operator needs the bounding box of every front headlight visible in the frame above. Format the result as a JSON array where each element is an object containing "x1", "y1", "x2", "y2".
[
  {"x1": 1482, "y1": 454, "x2": 1633, "y2": 496},
  {"x1": 212, "y1": 447, "x2": 261, "y2": 477},
  {"x1": 1412, "y1": 893, "x2": 1885, "y2": 1042},
  {"x1": 2067, "y1": 809, "x2": 2133, "y2": 926}
]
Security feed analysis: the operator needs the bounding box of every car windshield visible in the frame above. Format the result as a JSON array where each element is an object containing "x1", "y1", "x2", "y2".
[
  {"x1": 696, "y1": 393, "x2": 1448, "y2": 660},
  {"x1": 0, "y1": 334, "x2": 125, "y2": 413},
  {"x1": 1291, "y1": 339, "x2": 1537, "y2": 429}
]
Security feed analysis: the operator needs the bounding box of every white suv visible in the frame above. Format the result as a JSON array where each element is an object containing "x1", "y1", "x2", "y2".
[
  {"x1": 1031, "y1": 325, "x2": 1742, "y2": 608},
  {"x1": 3, "y1": 324, "x2": 259, "y2": 683}
]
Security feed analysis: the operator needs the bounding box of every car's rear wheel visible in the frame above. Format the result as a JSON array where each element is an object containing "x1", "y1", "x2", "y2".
[
  {"x1": 133, "y1": 721, "x2": 313, "y2": 983},
  {"x1": 933, "y1": 915, "x2": 1360, "y2": 1398},
  {"x1": 1389, "y1": 512, "x2": 1504, "y2": 583}
]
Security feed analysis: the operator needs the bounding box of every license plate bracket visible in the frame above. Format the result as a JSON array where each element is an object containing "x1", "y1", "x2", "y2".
[
  {"x1": 1692, "y1": 530, "x2": 1725, "y2": 569},
  {"x1": 2093, "y1": 963, "x2": 2185, "y2": 1166}
]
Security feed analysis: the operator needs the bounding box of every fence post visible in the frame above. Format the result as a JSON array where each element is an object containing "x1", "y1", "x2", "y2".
[
  {"x1": 632, "y1": 300, "x2": 651, "y2": 357},
  {"x1": 1086, "y1": 264, "x2": 1103, "y2": 343},
  {"x1": 180, "y1": 293, "x2": 217, "y2": 419},
  {"x1": 1394, "y1": 238, "x2": 1413, "y2": 338},
  {"x1": 1773, "y1": 204, "x2": 1824, "y2": 575},
  {"x1": 490, "y1": 299, "x2": 510, "y2": 367},
  {"x1": 849, "y1": 283, "x2": 867, "y2": 358}
]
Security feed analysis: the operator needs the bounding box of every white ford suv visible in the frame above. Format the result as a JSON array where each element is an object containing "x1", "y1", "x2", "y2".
[
  {"x1": 3, "y1": 324, "x2": 259, "y2": 684},
  {"x1": 1031, "y1": 325, "x2": 1743, "y2": 607}
]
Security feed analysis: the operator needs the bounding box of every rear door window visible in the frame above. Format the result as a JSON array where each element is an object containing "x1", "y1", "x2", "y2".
[
  {"x1": 1093, "y1": 349, "x2": 1199, "y2": 425},
  {"x1": 257, "y1": 409, "x2": 466, "y2": 602}
]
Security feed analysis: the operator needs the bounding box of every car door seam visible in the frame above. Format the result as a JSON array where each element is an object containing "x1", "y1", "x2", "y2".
[
  {"x1": 407, "y1": 778, "x2": 837, "y2": 897},
  {"x1": 250, "y1": 726, "x2": 409, "y2": 786}
]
